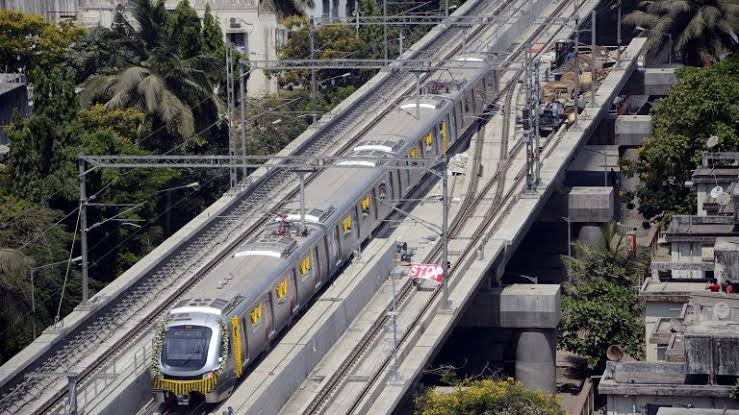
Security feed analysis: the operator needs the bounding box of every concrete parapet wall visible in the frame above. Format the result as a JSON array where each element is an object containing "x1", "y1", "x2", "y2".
[
  {"x1": 537, "y1": 187, "x2": 614, "y2": 223},
  {"x1": 615, "y1": 115, "x2": 652, "y2": 146},
  {"x1": 623, "y1": 67, "x2": 679, "y2": 96},
  {"x1": 459, "y1": 284, "x2": 560, "y2": 329}
]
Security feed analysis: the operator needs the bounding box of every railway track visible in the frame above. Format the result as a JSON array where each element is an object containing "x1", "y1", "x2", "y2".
[
  {"x1": 0, "y1": 0, "x2": 532, "y2": 413},
  {"x1": 300, "y1": 1, "x2": 577, "y2": 412}
]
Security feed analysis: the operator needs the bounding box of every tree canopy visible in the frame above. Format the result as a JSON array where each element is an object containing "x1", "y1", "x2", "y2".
[
  {"x1": 0, "y1": 10, "x2": 82, "y2": 79},
  {"x1": 624, "y1": 0, "x2": 739, "y2": 66},
  {"x1": 414, "y1": 378, "x2": 565, "y2": 415},
  {"x1": 78, "y1": 0, "x2": 223, "y2": 147},
  {"x1": 634, "y1": 56, "x2": 739, "y2": 221},
  {"x1": 559, "y1": 223, "x2": 647, "y2": 371}
]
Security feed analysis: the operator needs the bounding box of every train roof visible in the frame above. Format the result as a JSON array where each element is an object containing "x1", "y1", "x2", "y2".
[{"x1": 174, "y1": 220, "x2": 325, "y2": 316}]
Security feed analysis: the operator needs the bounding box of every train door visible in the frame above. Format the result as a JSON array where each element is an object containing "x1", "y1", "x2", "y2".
[
  {"x1": 443, "y1": 115, "x2": 453, "y2": 149},
  {"x1": 313, "y1": 246, "x2": 323, "y2": 288},
  {"x1": 287, "y1": 269, "x2": 299, "y2": 313},
  {"x1": 240, "y1": 316, "x2": 250, "y2": 365},
  {"x1": 359, "y1": 193, "x2": 373, "y2": 240},
  {"x1": 328, "y1": 227, "x2": 339, "y2": 271},
  {"x1": 265, "y1": 296, "x2": 275, "y2": 340},
  {"x1": 230, "y1": 315, "x2": 248, "y2": 377}
]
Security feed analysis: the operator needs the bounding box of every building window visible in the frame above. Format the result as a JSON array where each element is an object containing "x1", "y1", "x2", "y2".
[
  {"x1": 228, "y1": 32, "x2": 248, "y2": 53},
  {"x1": 322, "y1": 0, "x2": 330, "y2": 17},
  {"x1": 275, "y1": 28, "x2": 286, "y2": 49}
]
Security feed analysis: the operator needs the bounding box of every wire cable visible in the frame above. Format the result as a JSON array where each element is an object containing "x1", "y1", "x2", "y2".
[{"x1": 54, "y1": 208, "x2": 80, "y2": 325}]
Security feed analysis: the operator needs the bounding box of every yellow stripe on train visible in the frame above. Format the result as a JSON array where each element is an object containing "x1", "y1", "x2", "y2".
[{"x1": 153, "y1": 374, "x2": 218, "y2": 395}]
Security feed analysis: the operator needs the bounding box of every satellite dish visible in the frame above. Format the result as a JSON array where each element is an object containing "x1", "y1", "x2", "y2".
[
  {"x1": 706, "y1": 135, "x2": 719, "y2": 148},
  {"x1": 710, "y1": 186, "x2": 725, "y2": 200},
  {"x1": 718, "y1": 192, "x2": 731, "y2": 206},
  {"x1": 713, "y1": 302, "x2": 730, "y2": 320},
  {"x1": 606, "y1": 345, "x2": 624, "y2": 362}
]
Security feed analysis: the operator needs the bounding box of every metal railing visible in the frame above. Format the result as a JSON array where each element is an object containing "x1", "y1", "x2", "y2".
[
  {"x1": 571, "y1": 377, "x2": 595, "y2": 415},
  {"x1": 52, "y1": 344, "x2": 152, "y2": 414}
]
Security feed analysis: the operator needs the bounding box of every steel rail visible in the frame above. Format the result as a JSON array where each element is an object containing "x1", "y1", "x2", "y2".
[
  {"x1": 302, "y1": 2, "x2": 574, "y2": 411},
  {"x1": 0, "y1": 0, "x2": 523, "y2": 414}
]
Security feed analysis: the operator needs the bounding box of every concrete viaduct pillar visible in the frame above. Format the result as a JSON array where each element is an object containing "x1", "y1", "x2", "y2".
[{"x1": 459, "y1": 284, "x2": 561, "y2": 393}]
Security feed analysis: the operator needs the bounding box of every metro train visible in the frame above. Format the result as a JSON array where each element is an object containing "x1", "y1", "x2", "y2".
[{"x1": 151, "y1": 54, "x2": 499, "y2": 406}]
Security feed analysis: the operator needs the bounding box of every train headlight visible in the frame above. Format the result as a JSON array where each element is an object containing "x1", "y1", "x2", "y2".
[{"x1": 203, "y1": 371, "x2": 216, "y2": 379}]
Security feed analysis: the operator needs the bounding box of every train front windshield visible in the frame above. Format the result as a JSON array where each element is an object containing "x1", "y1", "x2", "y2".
[{"x1": 162, "y1": 325, "x2": 213, "y2": 370}]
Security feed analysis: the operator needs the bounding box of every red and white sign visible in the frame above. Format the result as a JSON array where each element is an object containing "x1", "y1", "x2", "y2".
[{"x1": 410, "y1": 263, "x2": 444, "y2": 284}]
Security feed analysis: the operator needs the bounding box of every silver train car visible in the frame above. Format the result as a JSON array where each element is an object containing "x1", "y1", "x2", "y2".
[{"x1": 152, "y1": 55, "x2": 499, "y2": 406}]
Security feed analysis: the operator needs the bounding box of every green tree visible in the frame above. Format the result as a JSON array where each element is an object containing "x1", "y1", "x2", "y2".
[
  {"x1": 559, "y1": 279, "x2": 645, "y2": 371},
  {"x1": 559, "y1": 223, "x2": 647, "y2": 371},
  {"x1": 0, "y1": 10, "x2": 82, "y2": 78},
  {"x1": 0, "y1": 194, "x2": 78, "y2": 364},
  {"x1": 2, "y1": 68, "x2": 82, "y2": 205},
  {"x1": 79, "y1": 0, "x2": 222, "y2": 146},
  {"x1": 167, "y1": 0, "x2": 204, "y2": 59},
  {"x1": 623, "y1": 0, "x2": 739, "y2": 66},
  {"x1": 202, "y1": 3, "x2": 224, "y2": 54},
  {"x1": 414, "y1": 378, "x2": 565, "y2": 415},
  {"x1": 635, "y1": 57, "x2": 739, "y2": 221}
]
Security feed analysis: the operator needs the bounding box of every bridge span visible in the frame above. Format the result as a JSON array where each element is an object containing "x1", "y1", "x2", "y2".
[
  {"x1": 207, "y1": 13, "x2": 649, "y2": 415},
  {"x1": 0, "y1": 0, "x2": 553, "y2": 413}
]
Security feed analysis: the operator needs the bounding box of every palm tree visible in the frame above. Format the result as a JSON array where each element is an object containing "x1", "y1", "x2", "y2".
[
  {"x1": 79, "y1": 0, "x2": 221, "y2": 143},
  {"x1": 624, "y1": 0, "x2": 739, "y2": 66},
  {"x1": 562, "y1": 222, "x2": 649, "y2": 294}
]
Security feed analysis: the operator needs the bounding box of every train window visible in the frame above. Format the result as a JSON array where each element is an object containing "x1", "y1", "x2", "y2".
[
  {"x1": 424, "y1": 132, "x2": 433, "y2": 151},
  {"x1": 250, "y1": 303, "x2": 263, "y2": 325},
  {"x1": 342, "y1": 215, "x2": 352, "y2": 235},
  {"x1": 299, "y1": 255, "x2": 312, "y2": 275},
  {"x1": 360, "y1": 196, "x2": 370, "y2": 217},
  {"x1": 276, "y1": 277, "x2": 288, "y2": 300}
]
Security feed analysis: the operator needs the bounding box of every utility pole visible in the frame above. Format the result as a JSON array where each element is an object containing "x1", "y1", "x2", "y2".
[
  {"x1": 355, "y1": 0, "x2": 360, "y2": 39},
  {"x1": 387, "y1": 267, "x2": 404, "y2": 385},
  {"x1": 383, "y1": 0, "x2": 388, "y2": 63},
  {"x1": 573, "y1": 0, "x2": 580, "y2": 120},
  {"x1": 591, "y1": 10, "x2": 596, "y2": 107},
  {"x1": 440, "y1": 157, "x2": 451, "y2": 311},
  {"x1": 533, "y1": 57, "x2": 541, "y2": 185},
  {"x1": 616, "y1": 0, "x2": 622, "y2": 62},
  {"x1": 399, "y1": 28, "x2": 404, "y2": 68},
  {"x1": 78, "y1": 159, "x2": 89, "y2": 305},
  {"x1": 225, "y1": 45, "x2": 237, "y2": 189},
  {"x1": 239, "y1": 60, "x2": 248, "y2": 181},
  {"x1": 309, "y1": 17, "x2": 318, "y2": 124}
]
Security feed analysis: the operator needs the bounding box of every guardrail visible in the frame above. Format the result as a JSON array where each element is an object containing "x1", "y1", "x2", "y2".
[
  {"x1": 571, "y1": 377, "x2": 595, "y2": 415},
  {"x1": 52, "y1": 344, "x2": 152, "y2": 414}
]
